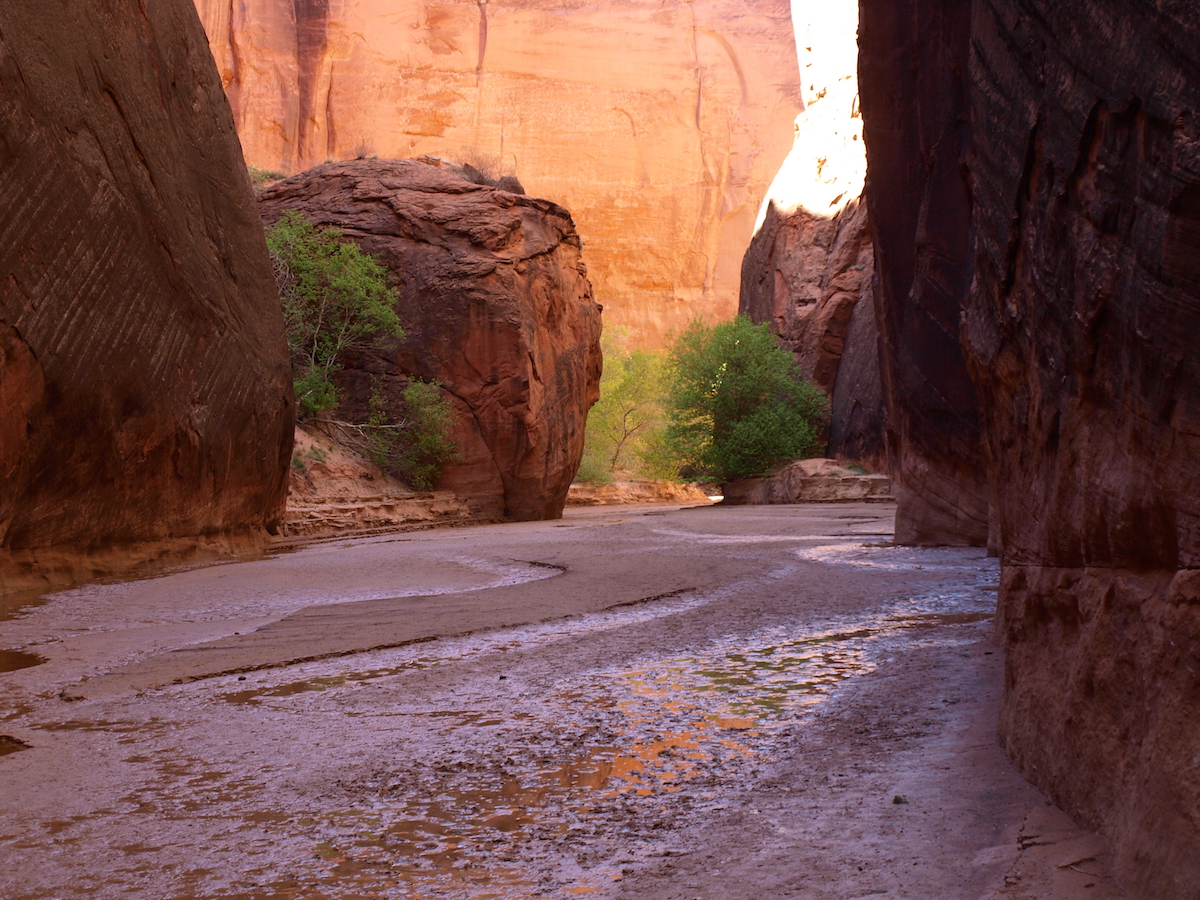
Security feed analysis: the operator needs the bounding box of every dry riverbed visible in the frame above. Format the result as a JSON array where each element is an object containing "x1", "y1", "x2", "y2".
[{"x1": 0, "y1": 504, "x2": 1127, "y2": 899}]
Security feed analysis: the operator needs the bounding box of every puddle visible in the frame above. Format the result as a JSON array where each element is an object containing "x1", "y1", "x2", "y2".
[
  {"x1": 222, "y1": 659, "x2": 431, "y2": 703},
  {"x1": 0, "y1": 589, "x2": 51, "y2": 622},
  {"x1": 0, "y1": 649, "x2": 45, "y2": 674},
  {"x1": 0, "y1": 734, "x2": 32, "y2": 756}
]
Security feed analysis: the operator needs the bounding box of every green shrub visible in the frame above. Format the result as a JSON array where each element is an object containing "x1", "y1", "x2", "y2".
[
  {"x1": 577, "y1": 330, "x2": 679, "y2": 483},
  {"x1": 664, "y1": 316, "x2": 827, "y2": 482},
  {"x1": 265, "y1": 211, "x2": 404, "y2": 417},
  {"x1": 364, "y1": 378, "x2": 459, "y2": 491}
]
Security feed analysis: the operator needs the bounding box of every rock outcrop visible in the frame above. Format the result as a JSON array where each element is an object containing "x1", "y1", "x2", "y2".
[
  {"x1": 566, "y1": 481, "x2": 712, "y2": 508},
  {"x1": 720, "y1": 459, "x2": 891, "y2": 506},
  {"x1": 191, "y1": 0, "x2": 800, "y2": 346},
  {"x1": 859, "y1": 0, "x2": 1200, "y2": 895},
  {"x1": 0, "y1": 0, "x2": 294, "y2": 593},
  {"x1": 284, "y1": 425, "x2": 475, "y2": 537},
  {"x1": 739, "y1": 4, "x2": 885, "y2": 469},
  {"x1": 258, "y1": 159, "x2": 602, "y2": 521}
]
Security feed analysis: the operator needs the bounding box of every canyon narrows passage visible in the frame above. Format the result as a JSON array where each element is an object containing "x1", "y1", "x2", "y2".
[{"x1": 0, "y1": 505, "x2": 1123, "y2": 899}]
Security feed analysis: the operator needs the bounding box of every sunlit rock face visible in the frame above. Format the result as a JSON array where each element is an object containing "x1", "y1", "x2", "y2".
[
  {"x1": 0, "y1": 0, "x2": 294, "y2": 593},
  {"x1": 859, "y1": 0, "x2": 1200, "y2": 894},
  {"x1": 192, "y1": 0, "x2": 800, "y2": 346},
  {"x1": 258, "y1": 160, "x2": 602, "y2": 521},
  {"x1": 739, "y1": 3, "x2": 883, "y2": 468}
]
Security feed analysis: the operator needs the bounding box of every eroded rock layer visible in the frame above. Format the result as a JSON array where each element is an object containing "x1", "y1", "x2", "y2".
[
  {"x1": 191, "y1": 0, "x2": 800, "y2": 346},
  {"x1": 258, "y1": 159, "x2": 602, "y2": 521},
  {"x1": 859, "y1": 0, "x2": 1200, "y2": 894},
  {"x1": 0, "y1": 0, "x2": 294, "y2": 592}
]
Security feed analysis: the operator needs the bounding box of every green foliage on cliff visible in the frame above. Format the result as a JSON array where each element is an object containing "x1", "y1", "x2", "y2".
[
  {"x1": 364, "y1": 378, "x2": 460, "y2": 491},
  {"x1": 664, "y1": 316, "x2": 827, "y2": 482},
  {"x1": 266, "y1": 211, "x2": 404, "y2": 417},
  {"x1": 577, "y1": 330, "x2": 678, "y2": 483}
]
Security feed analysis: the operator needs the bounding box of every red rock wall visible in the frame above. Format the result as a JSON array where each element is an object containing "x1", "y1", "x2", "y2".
[
  {"x1": 859, "y1": 0, "x2": 1200, "y2": 894},
  {"x1": 258, "y1": 160, "x2": 602, "y2": 521},
  {"x1": 0, "y1": 0, "x2": 294, "y2": 593},
  {"x1": 858, "y1": 0, "x2": 989, "y2": 547},
  {"x1": 968, "y1": 4, "x2": 1200, "y2": 896}
]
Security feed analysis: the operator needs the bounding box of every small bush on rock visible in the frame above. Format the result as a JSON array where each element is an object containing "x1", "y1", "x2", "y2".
[
  {"x1": 363, "y1": 378, "x2": 459, "y2": 491},
  {"x1": 266, "y1": 211, "x2": 404, "y2": 417},
  {"x1": 664, "y1": 316, "x2": 827, "y2": 482}
]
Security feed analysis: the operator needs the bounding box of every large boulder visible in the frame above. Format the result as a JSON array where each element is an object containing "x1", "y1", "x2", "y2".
[
  {"x1": 0, "y1": 0, "x2": 294, "y2": 593},
  {"x1": 258, "y1": 159, "x2": 603, "y2": 521},
  {"x1": 859, "y1": 0, "x2": 1200, "y2": 894},
  {"x1": 191, "y1": 0, "x2": 800, "y2": 346}
]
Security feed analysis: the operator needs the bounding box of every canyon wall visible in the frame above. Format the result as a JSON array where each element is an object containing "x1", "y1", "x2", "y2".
[
  {"x1": 258, "y1": 159, "x2": 602, "y2": 521},
  {"x1": 191, "y1": 0, "x2": 800, "y2": 346},
  {"x1": 858, "y1": 1, "x2": 987, "y2": 545},
  {"x1": 0, "y1": 0, "x2": 294, "y2": 592},
  {"x1": 739, "y1": 4, "x2": 884, "y2": 469},
  {"x1": 858, "y1": 0, "x2": 1200, "y2": 895}
]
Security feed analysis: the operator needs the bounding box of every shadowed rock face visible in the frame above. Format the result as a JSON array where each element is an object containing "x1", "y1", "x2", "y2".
[
  {"x1": 0, "y1": 0, "x2": 294, "y2": 592},
  {"x1": 859, "y1": 0, "x2": 1200, "y2": 894},
  {"x1": 970, "y1": 5, "x2": 1200, "y2": 896},
  {"x1": 858, "y1": 0, "x2": 988, "y2": 548},
  {"x1": 191, "y1": 0, "x2": 800, "y2": 346},
  {"x1": 258, "y1": 159, "x2": 602, "y2": 521}
]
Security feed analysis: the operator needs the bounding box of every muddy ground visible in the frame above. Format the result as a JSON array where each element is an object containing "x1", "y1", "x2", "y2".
[{"x1": 0, "y1": 504, "x2": 1128, "y2": 899}]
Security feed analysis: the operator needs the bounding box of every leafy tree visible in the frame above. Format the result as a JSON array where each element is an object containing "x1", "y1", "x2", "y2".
[
  {"x1": 266, "y1": 211, "x2": 404, "y2": 417},
  {"x1": 664, "y1": 316, "x2": 827, "y2": 481},
  {"x1": 577, "y1": 330, "x2": 678, "y2": 483},
  {"x1": 364, "y1": 378, "x2": 459, "y2": 491}
]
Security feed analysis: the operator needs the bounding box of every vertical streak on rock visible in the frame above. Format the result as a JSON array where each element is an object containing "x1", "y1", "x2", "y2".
[
  {"x1": 687, "y1": 4, "x2": 717, "y2": 297},
  {"x1": 224, "y1": 0, "x2": 241, "y2": 121},
  {"x1": 325, "y1": 70, "x2": 336, "y2": 159},
  {"x1": 292, "y1": 0, "x2": 329, "y2": 167},
  {"x1": 475, "y1": 0, "x2": 487, "y2": 86}
]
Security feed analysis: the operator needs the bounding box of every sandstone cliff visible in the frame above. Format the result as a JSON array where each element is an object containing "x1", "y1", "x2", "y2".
[
  {"x1": 191, "y1": 0, "x2": 800, "y2": 346},
  {"x1": 859, "y1": 1, "x2": 1200, "y2": 895},
  {"x1": 739, "y1": 5, "x2": 884, "y2": 469},
  {"x1": 258, "y1": 159, "x2": 602, "y2": 521},
  {"x1": 0, "y1": 0, "x2": 294, "y2": 593}
]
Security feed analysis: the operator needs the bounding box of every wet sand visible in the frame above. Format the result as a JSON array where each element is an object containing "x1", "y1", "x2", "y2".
[{"x1": 0, "y1": 504, "x2": 1127, "y2": 898}]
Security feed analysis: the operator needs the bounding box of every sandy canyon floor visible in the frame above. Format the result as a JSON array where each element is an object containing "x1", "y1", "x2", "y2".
[{"x1": 0, "y1": 504, "x2": 1128, "y2": 899}]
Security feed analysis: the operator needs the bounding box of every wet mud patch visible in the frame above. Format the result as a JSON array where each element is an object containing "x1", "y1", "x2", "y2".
[
  {"x1": 0, "y1": 734, "x2": 32, "y2": 756},
  {"x1": 203, "y1": 556, "x2": 998, "y2": 898},
  {"x1": 0, "y1": 649, "x2": 44, "y2": 673}
]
